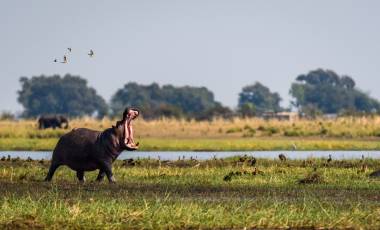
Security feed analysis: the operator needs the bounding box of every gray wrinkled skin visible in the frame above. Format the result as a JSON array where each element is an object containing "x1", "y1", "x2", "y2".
[{"x1": 44, "y1": 116, "x2": 134, "y2": 183}]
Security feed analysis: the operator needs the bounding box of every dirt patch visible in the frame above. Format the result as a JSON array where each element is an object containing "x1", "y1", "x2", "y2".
[{"x1": 2, "y1": 215, "x2": 44, "y2": 230}]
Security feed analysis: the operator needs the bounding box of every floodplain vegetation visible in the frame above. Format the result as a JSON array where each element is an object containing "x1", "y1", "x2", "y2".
[
  {"x1": 2, "y1": 116, "x2": 380, "y2": 151},
  {"x1": 0, "y1": 156, "x2": 379, "y2": 229}
]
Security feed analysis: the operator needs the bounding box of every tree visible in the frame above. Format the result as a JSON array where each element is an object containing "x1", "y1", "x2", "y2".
[
  {"x1": 194, "y1": 103, "x2": 234, "y2": 121},
  {"x1": 238, "y1": 82, "x2": 282, "y2": 116},
  {"x1": 290, "y1": 69, "x2": 380, "y2": 115},
  {"x1": 110, "y1": 82, "x2": 223, "y2": 120},
  {"x1": 238, "y1": 102, "x2": 256, "y2": 118},
  {"x1": 18, "y1": 74, "x2": 108, "y2": 118},
  {"x1": 145, "y1": 104, "x2": 184, "y2": 119}
]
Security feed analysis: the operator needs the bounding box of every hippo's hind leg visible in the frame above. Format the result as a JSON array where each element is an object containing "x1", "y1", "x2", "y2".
[
  {"x1": 76, "y1": 171, "x2": 86, "y2": 183},
  {"x1": 95, "y1": 170, "x2": 105, "y2": 182},
  {"x1": 44, "y1": 163, "x2": 61, "y2": 181}
]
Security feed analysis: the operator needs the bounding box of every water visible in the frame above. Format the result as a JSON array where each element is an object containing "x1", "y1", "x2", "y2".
[{"x1": 0, "y1": 150, "x2": 379, "y2": 160}]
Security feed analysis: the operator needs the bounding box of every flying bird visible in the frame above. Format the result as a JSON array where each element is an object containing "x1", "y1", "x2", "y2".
[
  {"x1": 67, "y1": 48, "x2": 72, "y2": 52},
  {"x1": 53, "y1": 59, "x2": 57, "y2": 63},
  {"x1": 88, "y1": 49, "x2": 94, "y2": 57},
  {"x1": 62, "y1": 55, "x2": 67, "y2": 64}
]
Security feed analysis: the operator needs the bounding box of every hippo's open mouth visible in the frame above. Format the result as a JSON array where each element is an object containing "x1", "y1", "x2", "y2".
[{"x1": 122, "y1": 108, "x2": 139, "y2": 150}]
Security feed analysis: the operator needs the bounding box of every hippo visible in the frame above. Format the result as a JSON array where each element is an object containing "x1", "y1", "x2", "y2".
[
  {"x1": 44, "y1": 108, "x2": 140, "y2": 183},
  {"x1": 38, "y1": 115, "x2": 69, "y2": 129}
]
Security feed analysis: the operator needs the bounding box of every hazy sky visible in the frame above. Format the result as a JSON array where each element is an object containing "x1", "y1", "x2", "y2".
[{"x1": 1, "y1": 0, "x2": 380, "y2": 112}]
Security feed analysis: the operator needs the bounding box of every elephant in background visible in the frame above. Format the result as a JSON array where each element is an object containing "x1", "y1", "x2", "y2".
[{"x1": 38, "y1": 115, "x2": 69, "y2": 129}]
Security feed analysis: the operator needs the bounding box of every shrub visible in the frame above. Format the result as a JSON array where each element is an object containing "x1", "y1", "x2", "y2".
[{"x1": 226, "y1": 127, "x2": 243, "y2": 134}]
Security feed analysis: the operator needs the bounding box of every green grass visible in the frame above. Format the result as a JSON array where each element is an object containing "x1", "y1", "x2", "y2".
[
  {"x1": 0, "y1": 138, "x2": 58, "y2": 151},
  {"x1": 0, "y1": 158, "x2": 380, "y2": 228}
]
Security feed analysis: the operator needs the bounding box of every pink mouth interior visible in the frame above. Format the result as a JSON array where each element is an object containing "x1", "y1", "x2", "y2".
[{"x1": 124, "y1": 119, "x2": 130, "y2": 145}]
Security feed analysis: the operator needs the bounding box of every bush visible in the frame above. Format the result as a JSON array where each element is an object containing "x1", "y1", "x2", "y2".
[
  {"x1": 372, "y1": 130, "x2": 380, "y2": 137},
  {"x1": 284, "y1": 130, "x2": 302, "y2": 137},
  {"x1": 226, "y1": 127, "x2": 243, "y2": 134},
  {"x1": 319, "y1": 127, "x2": 328, "y2": 136}
]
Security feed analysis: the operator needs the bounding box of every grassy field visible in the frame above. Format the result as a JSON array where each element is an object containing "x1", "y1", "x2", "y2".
[
  {"x1": 0, "y1": 157, "x2": 379, "y2": 229},
  {"x1": 1, "y1": 116, "x2": 380, "y2": 150}
]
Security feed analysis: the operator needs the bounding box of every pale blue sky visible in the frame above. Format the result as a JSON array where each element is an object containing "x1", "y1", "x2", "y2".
[{"x1": 1, "y1": 1, "x2": 380, "y2": 112}]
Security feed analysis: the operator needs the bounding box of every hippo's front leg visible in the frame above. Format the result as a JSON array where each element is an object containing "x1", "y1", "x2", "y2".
[{"x1": 98, "y1": 160, "x2": 116, "y2": 183}]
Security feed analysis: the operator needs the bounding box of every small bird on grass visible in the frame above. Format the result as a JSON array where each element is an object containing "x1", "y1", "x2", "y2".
[
  {"x1": 248, "y1": 157, "x2": 257, "y2": 166},
  {"x1": 239, "y1": 155, "x2": 248, "y2": 162},
  {"x1": 19, "y1": 173, "x2": 28, "y2": 181},
  {"x1": 122, "y1": 158, "x2": 135, "y2": 167},
  {"x1": 279, "y1": 154, "x2": 287, "y2": 162},
  {"x1": 234, "y1": 171, "x2": 242, "y2": 176},
  {"x1": 12, "y1": 157, "x2": 20, "y2": 162},
  {"x1": 360, "y1": 154, "x2": 365, "y2": 163},
  {"x1": 327, "y1": 154, "x2": 332, "y2": 163},
  {"x1": 223, "y1": 171, "x2": 236, "y2": 182},
  {"x1": 223, "y1": 174, "x2": 232, "y2": 182}
]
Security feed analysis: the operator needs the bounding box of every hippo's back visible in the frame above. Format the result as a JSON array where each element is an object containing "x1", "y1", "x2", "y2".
[{"x1": 52, "y1": 128, "x2": 102, "y2": 168}]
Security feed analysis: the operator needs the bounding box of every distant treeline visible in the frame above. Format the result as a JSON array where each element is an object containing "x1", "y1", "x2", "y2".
[{"x1": 14, "y1": 69, "x2": 380, "y2": 120}]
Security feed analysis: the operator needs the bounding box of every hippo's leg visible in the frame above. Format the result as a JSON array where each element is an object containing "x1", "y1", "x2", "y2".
[
  {"x1": 44, "y1": 163, "x2": 60, "y2": 181},
  {"x1": 76, "y1": 171, "x2": 86, "y2": 183},
  {"x1": 95, "y1": 170, "x2": 105, "y2": 182},
  {"x1": 98, "y1": 161, "x2": 115, "y2": 183}
]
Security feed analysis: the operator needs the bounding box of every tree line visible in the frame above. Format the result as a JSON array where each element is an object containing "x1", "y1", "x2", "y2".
[{"x1": 16, "y1": 69, "x2": 380, "y2": 120}]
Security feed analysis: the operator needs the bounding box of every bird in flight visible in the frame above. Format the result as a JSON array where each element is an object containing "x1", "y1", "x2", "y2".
[
  {"x1": 67, "y1": 48, "x2": 72, "y2": 52},
  {"x1": 62, "y1": 55, "x2": 67, "y2": 64},
  {"x1": 53, "y1": 59, "x2": 58, "y2": 63},
  {"x1": 88, "y1": 49, "x2": 94, "y2": 57}
]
